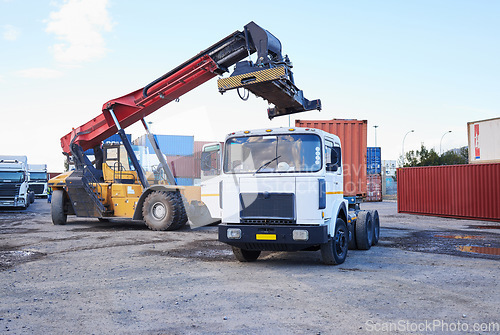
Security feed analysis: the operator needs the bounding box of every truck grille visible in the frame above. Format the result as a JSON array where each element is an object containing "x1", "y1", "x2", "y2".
[
  {"x1": 0, "y1": 183, "x2": 21, "y2": 199},
  {"x1": 241, "y1": 218, "x2": 295, "y2": 225},
  {"x1": 240, "y1": 192, "x2": 295, "y2": 223},
  {"x1": 30, "y1": 184, "x2": 45, "y2": 195}
]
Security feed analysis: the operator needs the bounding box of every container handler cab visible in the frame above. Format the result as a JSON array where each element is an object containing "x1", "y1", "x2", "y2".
[
  {"x1": 48, "y1": 21, "x2": 321, "y2": 230},
  {"x1": 217, "y1": 127, "x2": 380, "y2": 265}
]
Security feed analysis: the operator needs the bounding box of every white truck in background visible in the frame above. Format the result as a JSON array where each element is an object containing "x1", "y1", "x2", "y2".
[
  {"x1": 0, "y1": 155, "x2": 31, "y2": 209},
  {"x1": 215, "y1": 127, "x2": 380, "y2": 265},
  {"x1": 28, "y1": 164, "x2": 48, "y2": 198}
]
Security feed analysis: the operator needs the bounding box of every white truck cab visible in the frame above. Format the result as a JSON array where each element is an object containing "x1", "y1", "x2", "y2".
[
  {"x1": 0, "y1": 156, "x2": 30, "y2": 209},
  {"x1": 217, "y1": 127, "x2": 379, "y2": 265},
  {"x1": 28, "y1": 164, "x2": 48, "y2": 198}
]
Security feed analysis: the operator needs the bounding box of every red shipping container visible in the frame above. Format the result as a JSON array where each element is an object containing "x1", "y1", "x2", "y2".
[
  {"x1": 366, "y1": 174, "x2": 382, "y2": 202},
  {"x1": 397, "y1": 164, "x2": 500, "y2": 222},
  {"x1": 165, "y1": 155, "x2": 195, "y2": 178},
  {"x1": 295, "y1": 119, "x2": 367, "y2": 197}
]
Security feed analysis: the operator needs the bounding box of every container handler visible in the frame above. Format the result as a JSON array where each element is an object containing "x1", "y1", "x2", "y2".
[{"x1": 49, "y1": 22, "x2": 321, "y2": 230}]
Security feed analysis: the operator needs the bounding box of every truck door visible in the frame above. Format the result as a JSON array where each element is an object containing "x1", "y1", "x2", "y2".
[
  {"x1": 200, "y1": 143, "x2": 222, "y2": 220},
  {"x1": 325, "y1": 139, "x2": 343, "y2": 217}
]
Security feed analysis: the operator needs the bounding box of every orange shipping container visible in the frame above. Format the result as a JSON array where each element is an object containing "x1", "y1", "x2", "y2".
[{"x1": 295, "y1": 119, "x2": 367, "y2": 197}]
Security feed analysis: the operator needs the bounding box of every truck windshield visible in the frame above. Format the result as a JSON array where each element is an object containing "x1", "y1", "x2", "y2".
[
  {"x1": 0, "y1": 171, "x2": 25, "y2": 183},
  {"x1": 224, "y1": 134, "x2": 322, "y2": 173},
  {"x1": 30, "y1": 172, "x2": 47, "y2": 181}
]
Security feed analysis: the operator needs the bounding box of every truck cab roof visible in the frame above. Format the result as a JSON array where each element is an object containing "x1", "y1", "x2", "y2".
[{"x1": 225, "y1": 127, "x2": 341, "y2": 145}]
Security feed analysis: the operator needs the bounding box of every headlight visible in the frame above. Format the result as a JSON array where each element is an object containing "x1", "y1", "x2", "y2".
[
  {"x1": 293, "y1": 230, "x2": 309, "y2": 241},
  {"x1": 227, "y1": 228, "x2": 241, "y2": 239}
]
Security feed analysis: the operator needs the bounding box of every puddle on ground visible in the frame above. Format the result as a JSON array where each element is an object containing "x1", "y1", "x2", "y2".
[
  {"x1": 381, "y1": 230, "x2": 500, "y2": 260},
  {"x1": 457, "y1": 245, "x2": 500, "y2": 256},
  {"x1": 0, "y1": 250, "x2": 46, "y2": 271},
  {"x1": 435, "y1": 234, "x2": 483, "y2": 240}
]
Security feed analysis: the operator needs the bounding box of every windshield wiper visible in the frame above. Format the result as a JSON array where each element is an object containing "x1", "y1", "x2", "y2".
[{"x1": 254, "y1": 155, "x2": 281, "y2": 174}]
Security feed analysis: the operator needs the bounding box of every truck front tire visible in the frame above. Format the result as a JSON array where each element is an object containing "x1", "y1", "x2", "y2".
[
  {"x1": 51, "y1": 190, "x2": 67, "y2": 225},
  {"x1": 232, "y1": 247, "x2": 261, "y2": 262},
  {"x1": 321, "y1": 218, "x2": 348, "y2": 265}
]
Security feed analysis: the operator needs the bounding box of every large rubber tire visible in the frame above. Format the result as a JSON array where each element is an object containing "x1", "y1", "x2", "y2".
[
  {"x1": 173, "y1": 192, "x2": 188, "y2": 229},
  {"x1": 51, "y1": 190, "x2": 67, "y2": 225},
  {"x1": 355, "y1": 211, "x2": 373, "y2": 250},
  {"x1": 320, "y1": 218, "x2": 348, "y2": 265},
  {"x1": 142, "y1": 191, "x2": 179, "y2": 231},
  {"x1": 232, "y1": 247, "x2": 261, "y2": 262},
  {"x1": 370, "y1": 210, "x2": 380, "y2": 246},
  {"x1": 348, "y1": 220, "x2": 357, "y2": 250}
]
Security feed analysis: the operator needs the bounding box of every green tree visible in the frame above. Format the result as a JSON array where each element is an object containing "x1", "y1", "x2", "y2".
[{"x1": 402, "y1": 144, "x2": 468, "y2": 167}]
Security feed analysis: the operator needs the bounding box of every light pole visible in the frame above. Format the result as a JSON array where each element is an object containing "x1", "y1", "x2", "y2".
[
  {"x1": 402, "y1": 130, "x2": 415, "y2": 165},
  {"x1": 440, "y1": 130, "x2": 452, "y2": 154},
  {"x1": 374, "y1": 125, "x2": 379, "y2": 147}
]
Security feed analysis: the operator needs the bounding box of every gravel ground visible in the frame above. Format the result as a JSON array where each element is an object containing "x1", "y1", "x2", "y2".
[{"x1": 1, "y1": 200, "x2": 499, "y2": 334}]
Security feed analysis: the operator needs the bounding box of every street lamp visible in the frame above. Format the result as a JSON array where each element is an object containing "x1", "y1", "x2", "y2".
[
  {"x1": 402, "y1": 130, "x2": 415, "y2": 164},
  {"x1": 440, "y1": 130, "x2": 452, "y2": 154},
  {"x1": 374, "y1": 125, "x2": 379, "y2": 147}
]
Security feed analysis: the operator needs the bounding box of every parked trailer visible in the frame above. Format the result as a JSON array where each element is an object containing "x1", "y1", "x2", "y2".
[{"x1": 397, "y1": 163, "x2": 500, "y2": 222}]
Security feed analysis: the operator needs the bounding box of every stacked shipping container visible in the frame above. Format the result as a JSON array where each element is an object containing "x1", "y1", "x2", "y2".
[
  {"x1": 133, "y1": 134, "x2": 194, "y2": 156},
  {"x1": 132, "y1": 136, "x2": 222, "y2": 186},
  {"x1": 366, "y1": 147, "x2": 382, "y2": 202},
  {"x1": 133, "y1": 134, "x2": 196, "y2": 185}
]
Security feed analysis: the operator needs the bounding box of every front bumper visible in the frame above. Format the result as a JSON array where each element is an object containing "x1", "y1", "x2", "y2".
[
  {"x1": 218, "y1": 224, "x2": 328, "y2": 252},
  {"x1": 0, "y1": 198, "x2": 25, "y2": 207}
]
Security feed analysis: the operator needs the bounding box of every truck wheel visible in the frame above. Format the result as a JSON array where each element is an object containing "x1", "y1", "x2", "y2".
[
  {"x1": 370, "y1": 210, "x2": 380, "y2": 246},
  {"x1": 142, "y1": 191, "x2": 178, "y2": 231},
  {"x1": 232, "y1": 246, "x2": 261, "y2": 262},
  {"x1": 51, "y1": 190, "x2": 67, "y2": 225},
  {"x1": 172, "y1": 192, "x2": 188, "y2": 229},
  {"x1": 355, "y1": 211, "x2": 373, "y2": 250},
  {"x1": 348, "y1": 221, "x2": 357, "y2": 250},
  {"x1": 321, "y1": 218, "x2": 348, "y2": 265}
]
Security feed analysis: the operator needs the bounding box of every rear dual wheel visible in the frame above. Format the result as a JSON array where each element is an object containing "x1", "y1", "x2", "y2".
[
  {"x1": 355, "y1": 211, "x2": 373, "y2": 250},
  {"x1": 349, "y1": 210, "x2": 380, "y2": 250},
  {"x1": 370, "y1": 210, "x2": 380, "y2": 246}
]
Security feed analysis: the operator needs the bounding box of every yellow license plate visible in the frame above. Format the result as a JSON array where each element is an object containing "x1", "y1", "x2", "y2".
[{"x1": 256, "y1": 234, "x2": 276, "y2": 241}]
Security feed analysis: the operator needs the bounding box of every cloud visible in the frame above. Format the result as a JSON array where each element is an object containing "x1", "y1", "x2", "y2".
[
  {"x1": 2, "y1": 24, "x2": 20, "y2": 41},
  {"x1": 16, "y1": 68, "x2": 64, "y2": 79},
  {"x1": 45, "y1": 0, "x2": 114, "y2": 66}
]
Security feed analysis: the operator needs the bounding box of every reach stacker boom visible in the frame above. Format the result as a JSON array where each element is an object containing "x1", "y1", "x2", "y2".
[{"x1": 49, "y1": 21, "x2": 321, "y2": 230}]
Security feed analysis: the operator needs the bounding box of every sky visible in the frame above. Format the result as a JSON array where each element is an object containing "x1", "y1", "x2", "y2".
[{"x1": 1, "y1": 0, "x2": 499, "y2": 172}]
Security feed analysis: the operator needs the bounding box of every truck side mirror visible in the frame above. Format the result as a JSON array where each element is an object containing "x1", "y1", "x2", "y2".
[
  {"x1": 326, "y1": 147, "x2": 341, "y2": 172},
  {"x1": 326, "y1": 163, "x2": 339, "y2": 172},
  {"x1": 201, "y1": 152, "x2": 213, "y2": 171}
]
